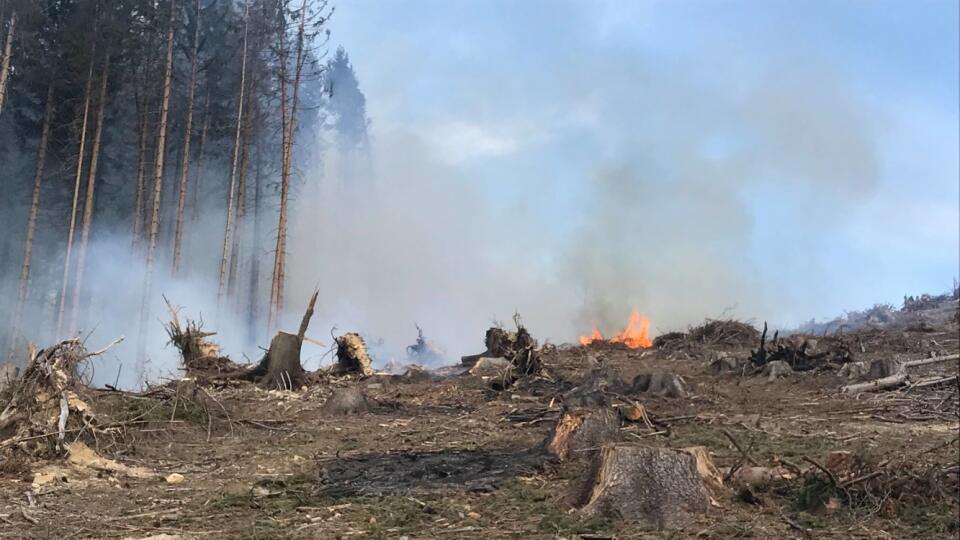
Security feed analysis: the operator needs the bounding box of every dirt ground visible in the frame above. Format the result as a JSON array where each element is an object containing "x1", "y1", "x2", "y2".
[{"x1": 1, "y1": 298, "x2": 958, "y2": 539}]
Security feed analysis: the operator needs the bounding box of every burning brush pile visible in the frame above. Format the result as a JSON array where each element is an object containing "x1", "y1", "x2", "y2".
[{"x1": 579, "y1": 310, "x2": 653, "y2": 349}]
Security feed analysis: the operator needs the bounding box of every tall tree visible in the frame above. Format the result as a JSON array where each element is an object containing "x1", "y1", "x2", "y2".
[
  {"x1": 7, "y1": 82, "x2": 55, "y2": 361},
  {"x1": 0, "y1": 10, "x2": 15, "y2": 115},
  {"x1": 217, "y1": 0, "x2": 249, "y2": 306},
  {"x1": 138, "y1": 0, "x2": 176, "y2": 360},
  {"x1": 325, "y1": 46, "x2": 370, "y2": 187},
  {"x1": 268, "y1": 0, "x2": 311, "y2": 333},
  {"x1": 69, "y1": 51, "x2": 111, "y2": 335},
  {"x1": 171, "y1": 0, "x2": 201, "y2": 275},
  {"x1": 55, "y1": 34, "x2": 97, "y2": 339}
]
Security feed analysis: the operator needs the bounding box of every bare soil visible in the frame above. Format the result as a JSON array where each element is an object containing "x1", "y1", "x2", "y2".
[{"x1": 1, "y1": 299, "x2": 958, "y2": 539}]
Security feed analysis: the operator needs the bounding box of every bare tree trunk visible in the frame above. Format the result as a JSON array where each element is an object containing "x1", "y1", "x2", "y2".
[
  {"x1": 171, "y1": 0, "x2": 201, "y2": 275},
  {"x1": 267, "y1": 12, "x2": 289, "y2": 336},
  {"x1": 227, "y1": 88, "x2": 253, "y2": 299},
  {"x1": 217, "y1": 3, "x2": 249, "y2": 306},
  {"x1": 7, "y1": 83, "x2": 54, "y2": 361},
  {"x1": 269, "y1": 0, "x2": 308, "y2": 333},
  {"x1": 55, "y1": 40, "x2": 96, "y2": 339},
  {"x1": 247, "y1": 137, "x2": 263, "y2": 345},
  {"x1": 0, "y1": 11, "x2": 16, "y2": 115},
  {"x1": 190, "y1": 92, "x2": 210, "y2": 222},
  {"x1": 132, "y1": 87, "x2": 148, "y2": 245},
  {"x1": 70, "y1": 52, "x2": 110, "y2": 335},
  {"x1": 137, "y1": 0, "x2": 176, "y2": 361}
]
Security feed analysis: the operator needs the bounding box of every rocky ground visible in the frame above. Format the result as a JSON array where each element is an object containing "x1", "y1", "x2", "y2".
[{"x1": 1, "y1": 294, "x2": 958, "y2": 539}]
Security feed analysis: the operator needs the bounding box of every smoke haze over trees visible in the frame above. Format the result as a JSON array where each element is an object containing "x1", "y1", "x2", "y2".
[{"x1": 0, "y1": 0, "x2": 956, "y2": 388}]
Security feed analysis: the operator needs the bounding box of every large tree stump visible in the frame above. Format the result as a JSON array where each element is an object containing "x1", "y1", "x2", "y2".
[
  {"x1": 574, "y1": 444, "x2": 710, "y2": 529},
  {"x1": 250, "y1": 332, "x2": 306, "y2": 390},
  {"x1": 241, "y1": 291, "x2": 318, "y2": 390},
  {"x1": 334, "y1": 333, "x2": 375, "y2": 376},
  {"x1": 542, "y1": 407, "x2": 621, "y2": 462}
]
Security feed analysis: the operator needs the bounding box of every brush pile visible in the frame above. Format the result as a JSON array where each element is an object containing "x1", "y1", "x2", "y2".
[
  {"x1": 461, "y1": 315, "x2": 542, "y2": 380},
  {"x1": 0, "y1": 340, "x2": 102, "y2": 457},
  {"x1": 165, "y1": 307, "x2": 243, "y2": 377}
]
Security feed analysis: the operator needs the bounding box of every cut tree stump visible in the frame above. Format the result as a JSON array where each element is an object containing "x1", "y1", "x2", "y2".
[
  {"x1": 574, "y1": 444, "x2": 710, "y2": 529},
  {"x1": 251, "y1": 331, "x2": 306, "y2": 390},
  {"x1": 866, "y1": 358, "x2": 901, "y2": 379},
  {"x1": 321, "y1": 387, "x2": 369, "y2": 416},
  {"x1": 631, "y1": 373, "x2": 687, "y2": 398},
  {"x1": 761, "y1": 360, "x2": 793, "y2": 381},
  {"x1": 542, "y1": 407, "x2": 621, "y2": 462},
  {"x1": 241, "y1": 290, "x2": 318, "y2": 390},
  {"x1": 334, "y1": 333, "x2": 375, "y2": 376}
]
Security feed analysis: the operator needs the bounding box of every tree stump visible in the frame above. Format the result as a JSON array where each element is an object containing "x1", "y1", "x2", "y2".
[
  {"x1": 631, "y1": 373, "x2": 687, "y2": 398},
  {"x1": 761, "y1": 360, "x2": 793, "y2": 381},
  {"x1": 542, "y1": 407, "x2": 621, "y2": 462},
  {"x1": 335, "y1": 333, "x2": 375, "y2": 376},
  {"x1": 574, "y1": 444, "x2": 710, "y2": 529},
  {"x1": 321, "y1": 387, "x2": 369, "y2": 416},
  {"x1": 247, "y1": 331, "x2": 306, "y2": 390},
  {"x1": 866, "y1": 358, "x2": 901, "y2": 380}
]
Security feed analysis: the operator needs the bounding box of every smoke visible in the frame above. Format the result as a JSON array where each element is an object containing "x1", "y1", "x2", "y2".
[
  {"x1": 286, "y1": 131, "x2": 582, "y2": 366},
  {"x1": 280, "y1": 49, "x2": 883, "y2": 356}
]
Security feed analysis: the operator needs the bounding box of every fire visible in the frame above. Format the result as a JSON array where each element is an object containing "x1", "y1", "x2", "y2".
[{"x1": 579, "y1": 310, "x2": 652, "y2": 349}]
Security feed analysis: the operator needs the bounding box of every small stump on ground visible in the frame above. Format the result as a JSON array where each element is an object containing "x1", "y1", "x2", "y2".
[
  {"x1": 321, "y1": 387, "x2": 370, "y2": 416},
  {"x1": 574, "y1": 444, "x2": 710, "y2": 529},
  {"x1": 631, "y1": 373, "x2": 687, "y2": 398},
  {"x1": 542, "y1": 407, "x2": 621, "y2": 462},
  {"x1": 761, "y1": 360, "x2": 793, "y2": 381}
]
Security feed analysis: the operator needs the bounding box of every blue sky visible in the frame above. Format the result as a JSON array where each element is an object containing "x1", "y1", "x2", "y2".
[{"x1": 314, "y1": 0, "x2": 958, "y2": 333}]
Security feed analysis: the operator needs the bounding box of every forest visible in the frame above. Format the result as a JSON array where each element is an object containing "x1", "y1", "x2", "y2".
[{"x1": 0, "y1": 0, "x2": 370, "y2": 374}]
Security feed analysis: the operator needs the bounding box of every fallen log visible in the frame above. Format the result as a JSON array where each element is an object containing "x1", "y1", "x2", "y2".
[
  {"x1": 574, "y1": 444, "x2": 710, "y2": 529},
  {"x1": 903, "y1": 353, "x2": 959, "y2": 368},
  {"x1": 841, "y1": 370, "x2": 908, "y2": 394}
]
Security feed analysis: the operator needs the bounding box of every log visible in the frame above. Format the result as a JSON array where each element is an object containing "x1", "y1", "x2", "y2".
[
  {"x1": 841, "y1": 370, "x2": 908, "y2": 394},
  {"x1": 542, "y1": 407, "x2": 621, "y2": 462},
  {"x1": 574, "y1": 444, "x2": 710, "y2": 529},
  {"x1": 903, "y1": 353, "x2": 959, "y2": 368}
]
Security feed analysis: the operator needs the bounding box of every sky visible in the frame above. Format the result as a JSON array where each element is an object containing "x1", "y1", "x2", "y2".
[{"x1": 285, "y1": 0, "x2": 958, "y2": 357}]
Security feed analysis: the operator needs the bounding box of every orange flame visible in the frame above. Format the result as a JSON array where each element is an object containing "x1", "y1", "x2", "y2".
[{"x1": 579, "y1": 310, "x2": 652, "y2": 349}]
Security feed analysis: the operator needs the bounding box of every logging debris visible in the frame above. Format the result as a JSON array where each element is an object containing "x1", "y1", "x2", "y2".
[{"x1": 461, "y1": 315, "x2": 542, "y2": 387}]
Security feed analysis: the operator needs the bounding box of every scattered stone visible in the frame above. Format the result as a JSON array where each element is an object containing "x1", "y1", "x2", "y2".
[{"x1": 164, "y1": 473, "x2": 185, "y2": 484}]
